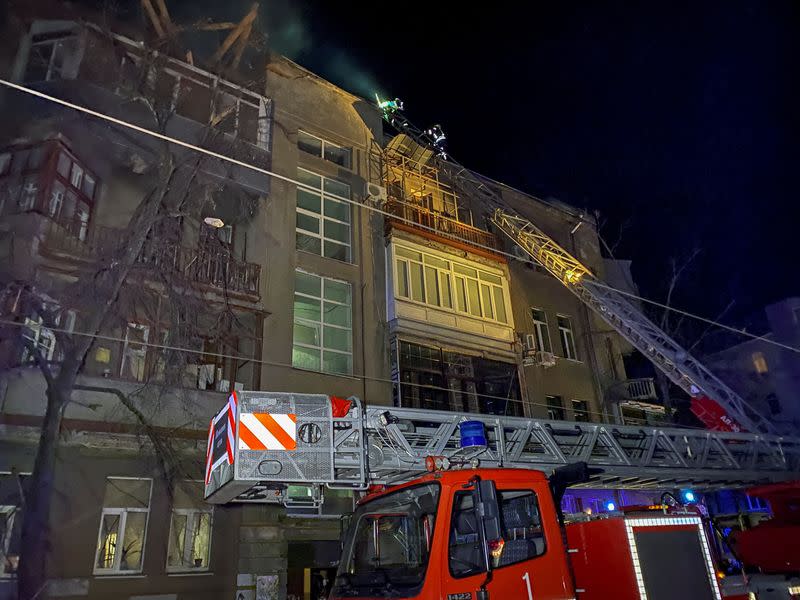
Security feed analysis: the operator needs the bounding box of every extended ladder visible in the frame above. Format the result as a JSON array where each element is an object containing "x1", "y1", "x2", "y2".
[
  {"x1": 378, "y1": 103, "x2": 775, "y2": 434},
  {"x1": 204, "y1": 393, "x2": 800, "y2": 504}
]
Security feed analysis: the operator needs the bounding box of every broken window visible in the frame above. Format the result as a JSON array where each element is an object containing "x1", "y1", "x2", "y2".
[{"x1": 24, "y1": 30, "x2": 80, "y2": 82}]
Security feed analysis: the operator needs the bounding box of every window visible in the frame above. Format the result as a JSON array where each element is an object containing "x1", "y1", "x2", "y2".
[
  {"x1": 571, "y1": 399, "x2": 590, "y2": 422},
  {"x1": 21, "y1": 316, "x2": 56, "y2": 363},
  {"x1": 297, "y1": 130, "x2": 352, "y2": 169},
  {"x1": 0, "y1": 505, "x2": 21, "y2": 577},
  {"x1": 94, "y1": 478, "x2": 152, "y2": 574},
  {"x1": 70, "y1": 163, "x2": 84, "y2": 189},
  {"x1": 292, "y1": 270, "x2": 352, "y2": 375},
  {"x1": 296, "y1": 168, "x2": 352, "y2": 262},
  {"x1": 24, "y1": 31, "x2": 80, "y2": 82},
  {"x1": 745, "y1": 494, "x2": 768, "y2": 512},
  {"x1": 394, "y1": 244, "x2": 509, "y2": 324},
  {"x1": 752, "y1": 352, "x2": 768, "y2": 375},
  {"x1": 530, "y1": 308, "x2": 552, "y2": 353},
  {"x1": 18, "y1": 177, "x2": 39, "y2": 211},
  {"x1": 546, "y1": 395, "x2": 565, "y2": 420},
  {"x1": 120, "y1": 323, "x2": 150, "y2": 382},
  {"x1": 0, "y1": 153, "x2": 10, "y2": 176},
  {"x1": 449, "y1": 489, "x2": 545, "y2": 578},
  {"x1": 167, "y1": 482, "x2": 212, "y2": 571},
  {"x1": 557, "y1": 315, "x2": 578, "y2": 360}
]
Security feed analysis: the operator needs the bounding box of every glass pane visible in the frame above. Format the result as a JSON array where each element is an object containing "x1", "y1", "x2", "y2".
[
  {"x1": 83, "y1": 174, "x2": 96, "y2": 199},
  {"x1": 493, "y1": 287, "x2": 507, "y2": 323},
  {"x1": 296, "y1": 212, "x2": 319, "y2": 234},
  {"x1": 324, "y1": 301, "x2": 351, "y2": 327},
  {"x1": 323, "y1": 178, "x2": 350, "y2": 199},
  {"x1": 424, "y1": 255, "x2": 449, "y2": 270},
  {"x1": 480, "y1": 284, "x2": 494, "y2": 319},
  {"x1": 324, "y1": 197, "x2": 350, "y2": 222},
  {"x1": 425, "y1": 266, "x2": 440, "y2": 306},
  {"x1": 557, "y1": 316, "x2": 570, "y2": 330},
  {"x1": 293, "y1": 321, "x2": 320, "y2": 346},
  {"x1": 466, "y1": 279, "x2": 481, "y2": 317},
  {"x1": 440, "y1": 272, "x2": 452, "y2": 308},
  {"x1": 293, "y1": 345, "x2": 320, "y2": 371},
  {"x1": 323, "y1": 240, "x2": 350, "y2": 262},
  {"x1": 410, "y1": 263, "x2": 425, "y2": 302},
  {"x1": 478, "y1": 271, "x2": 502, "y2": 285},
  {"x1": 167, "y1": 513, "x2": 187, "y2": 567},
  {"x1": 70, "y1": 163, "x2": 83, "y2": 188},
  {"x1": 324, "y1": 326, "x2": 351, "y2": 352},
  {"x1": 324, "y1": 279, "x2": 351, "y2": 304},
  {"x1": 324, "y1": 219, "x2": 350, "y2": 243},
  {"x1": 103, "y1": 479, "x2": 151, "y2": 509},
  {"x1": 297, "y1": 131, "x2": 322, "y2": 157},
  {"x1": 323, "y1": 351, "x2": 351, "y2": 375},
  {"x1": 454, "y1": 264, "x2": 477, "y2": 278},
  {"x1": 396, "y1": 260, "x2": 409, "y2": 298},
  {"x1": 96, "y1": 513, "x2": 120, "y2": 569},
  {"x1": 191, "y1": 512, "x2": 211, "y2": 568},
  {"x1": 56, "y1": 152, "x2": 70, "y2": 177},
  {"x1": 121, "y1": 512, "x2": 146, "y2": 571},
  {"x1": 537, "y1": 324, "x2": 552, "y2": 353},
  {"x1": 324, "y1": 144, "x2": 350, "y2": 168},
  {"x1": 297, "y1": 168, "x2": 321, "y2": 189},
  {"x1": 296, "y1": 233, "x2": 322, "y2": 255},
  {"x1": 531, "y1": 308, "x2": 546, "y2": 323},
  {"x1": 295, "y1": 271, "x2": 321, "y2": 297},
  {"x1": 454, "y1": 278, "x2": 468, "y2": 313},
  {"x1": 297, "y1": 189, "x2": 321, "y2": 213},
  {"x1": 396, "y1": 247, "x2": 422, "y2": 261}
]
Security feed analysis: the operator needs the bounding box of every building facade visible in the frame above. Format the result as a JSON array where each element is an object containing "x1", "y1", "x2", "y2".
[{"x1": 0, "y1": 4, "x2": 651, "y2": 600}]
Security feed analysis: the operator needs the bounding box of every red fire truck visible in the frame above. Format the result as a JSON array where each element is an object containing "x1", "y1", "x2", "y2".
[{"x1": 204, "y1": 393, "x2": 800, "y2": 599}]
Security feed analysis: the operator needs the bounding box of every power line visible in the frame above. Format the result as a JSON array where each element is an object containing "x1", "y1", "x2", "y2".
[
  {"x1": 1, "y1": 317, "x2": 684, "y2": 427},
  {"x1": 0, "y1": 80, "x2": 796, "y2": 359}
]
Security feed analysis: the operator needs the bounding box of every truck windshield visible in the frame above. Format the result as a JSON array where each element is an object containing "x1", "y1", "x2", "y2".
[{"x1": 333, "y1": 482, "x2": 440, "y2": 598}]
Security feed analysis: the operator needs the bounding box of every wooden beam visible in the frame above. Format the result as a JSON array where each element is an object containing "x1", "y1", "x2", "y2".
[
  {"x1": 208, "y1": 2, "x2": 258, "y2": 66},
  {"x1": 141, "y1": 0, "x2": 166, "y2": 38},
  {"x1": 153, "y1": 0, "x2": 176, "y2": 34},
  {"x1": 182, "y1": 22, "x2": 238, "y2": 32},
  {"x1": 230, "y1": 22, "x2": 252, "y2": 70}
]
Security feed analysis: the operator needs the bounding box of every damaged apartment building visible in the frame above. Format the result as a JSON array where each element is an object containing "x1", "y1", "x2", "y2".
[{"x1": 0, "y1": 3, "x2": 656, "y2": 599}]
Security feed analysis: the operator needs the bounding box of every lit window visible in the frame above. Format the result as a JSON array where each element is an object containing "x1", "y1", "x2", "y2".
[
  {"x1": 530, "y1": 308, "x2": 552, "y2": 353},
  {"x1": 167, "y1": 482, "x2": 213, "y2": 571},
  {"x1": 752, "y1": 352, "x2": 768, "y2": 374},
  {"x1": 297, "y1": 130, "x2": 351, "y2": 169},
  {"x1": 292, "y1": 270, "x2": 352, "y2": 375},
  {"x1": 571, "y1": 399, "x2": 590, "y2": 422},
  {"x1": 394, "y1": 244, "x2": 509, "y2": 324},
  {"x1": 296, "y1": 168, "x2": 351, "y2": 262},
  {"x1": 24, "y1": 31, "x2": 80, "y2": 82},
  {"x1": 557, "y1": 315, "x2": 578, "y2": 360},
  {"x1": 120, "y1": 323, "x2": 150, "y2": 382},
  {"x1": 546, "y1": 395, "x2": 565, "y2": 420},
  {"x1": 94, "y1": 478, "x2": 151, "y2": 573}
]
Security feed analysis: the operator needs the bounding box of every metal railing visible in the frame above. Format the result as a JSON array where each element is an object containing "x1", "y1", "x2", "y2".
[
  {"x1": 384, "y1": 197, "x2": 501, "y2": 253},
  {"x1": 42, "y1": 218, "x2": 261, "y2": 296},
  {"x1": 620, "y1": 378, "x2": 658, "y2": 401}
]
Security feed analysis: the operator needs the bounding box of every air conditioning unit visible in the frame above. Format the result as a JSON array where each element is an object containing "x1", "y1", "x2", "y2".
[
  {"x1": 523, "y1": 333, "x2": 537, "y2": 356},
  {"x1": 365, "y1": 182, "x2": 387, "y2": 203},
  {"x1": 535, "y1": 351, "x2": 557, "y2": 368}
]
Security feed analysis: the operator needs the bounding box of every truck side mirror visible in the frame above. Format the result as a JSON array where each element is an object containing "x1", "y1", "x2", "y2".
[{"x1": 475, "y1": 479, "x2": 502, "y2": 545}]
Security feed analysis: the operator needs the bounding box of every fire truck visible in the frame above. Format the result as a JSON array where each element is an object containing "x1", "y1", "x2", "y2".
[{"x1": 204, "y1": 392, "x2": 800, "y2": 599}]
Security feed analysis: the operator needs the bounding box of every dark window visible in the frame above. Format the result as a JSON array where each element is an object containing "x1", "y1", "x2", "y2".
[
  {"x1": 546, "y1": 395, "x2": 565, "y2": 420},
  {"x1": 449, "y1": 489, "x2": 546, "y2": 578},
  {"x1": 572, "y1": 399, "x2": 590, "y2": 422}
]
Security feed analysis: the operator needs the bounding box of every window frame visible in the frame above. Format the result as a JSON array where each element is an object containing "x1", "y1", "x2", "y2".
[
  {"x1": 93, "y1": 477, "x2": 153, "y2": 575},
  {"x1": 571, "y1": 399, "x2": 590, "y2": 422},
  {"x1": 393, "y1": 243, "x2": 510, "y2": 325},
  {"x1": 530, "y1": 308, "x2": 552, "y2": 353},
  {"x1": 24, "y1": 31, "x2": 80, "y2": 82},
  {"x1": 166, "y1": 506, "x2": 213, "y2": 573},
  {"x1": 546, "y1": 395, "x2": 565, "y2": 420},
  {"x1": 296, "y1": 168, "x2": 352, "y2": 263},
  {"x1": 556, "y1": 314, "x2": 578, "y2": 361},
  {"x1": 0, "y1": 505, "x2": 19, "y2": 578},
  {"x1": 297, "y1": 130, "x2": 352, "y2": 169},
  {"x1": 120, "y1": 322, "x2": 150, "y2": 382},
  {"x1": 292, "y1": 270, "x2": 353, "y2": 376}
]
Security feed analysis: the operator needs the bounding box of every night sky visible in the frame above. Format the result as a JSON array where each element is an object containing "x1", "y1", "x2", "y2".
[{"x1": 78, "y1": 0, "x2": 800, "y2": 342}]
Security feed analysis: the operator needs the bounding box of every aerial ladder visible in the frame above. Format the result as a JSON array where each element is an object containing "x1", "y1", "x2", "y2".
[{"x1": 375, "y1": 98, "x2": 775, "y2": 435}]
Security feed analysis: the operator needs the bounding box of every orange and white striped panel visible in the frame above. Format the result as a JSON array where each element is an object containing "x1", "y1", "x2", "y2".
[{"x1": 239, "y1": 412, "x2": 297, "y2": 451}]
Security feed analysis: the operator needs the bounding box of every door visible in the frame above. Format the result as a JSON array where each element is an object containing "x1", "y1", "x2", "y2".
[{"x1": 440, "y1": 480, "x2": 574, "y2": 599}]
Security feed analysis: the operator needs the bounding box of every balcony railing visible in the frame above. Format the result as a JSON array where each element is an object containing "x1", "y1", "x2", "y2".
[
  {"x1": 384, "y1": 198, "x2": 501, "y2": 254},
  {"x1": 616, "y1": 378, "x2": 658, "y2": 401},
  {"x1": 41, "y1": 218, "x2": 261, "y2": 296}
]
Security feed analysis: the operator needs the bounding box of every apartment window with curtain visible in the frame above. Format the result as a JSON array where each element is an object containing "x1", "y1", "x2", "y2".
[
  {"x1": 167, "y1": 482, "x2": 213, "y2": 572},
  {"x1": 94, "y1": 478, "x2": 152, "y2": 574},
  {"x1": 557, "y1": 315, "x2": 578, "y2": 360},
  {"x1": 546, "y1": 395, "x2": 565, "y2": 420},
  {"x1": 296, "y1": 168, "x2": 352, "y2": 262},
  {"x1": 394, "y1": 244, "x2": 509, "y2": 324},
  {"x1": 292, "y1": 270, "x2": 353, "y2": 375},
  {"x1": 530, "y1": 308, "x2": 552, "y2": 352},
  {"x1": 297, "y1": 130, "x2": 352, "y2": 169}
]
